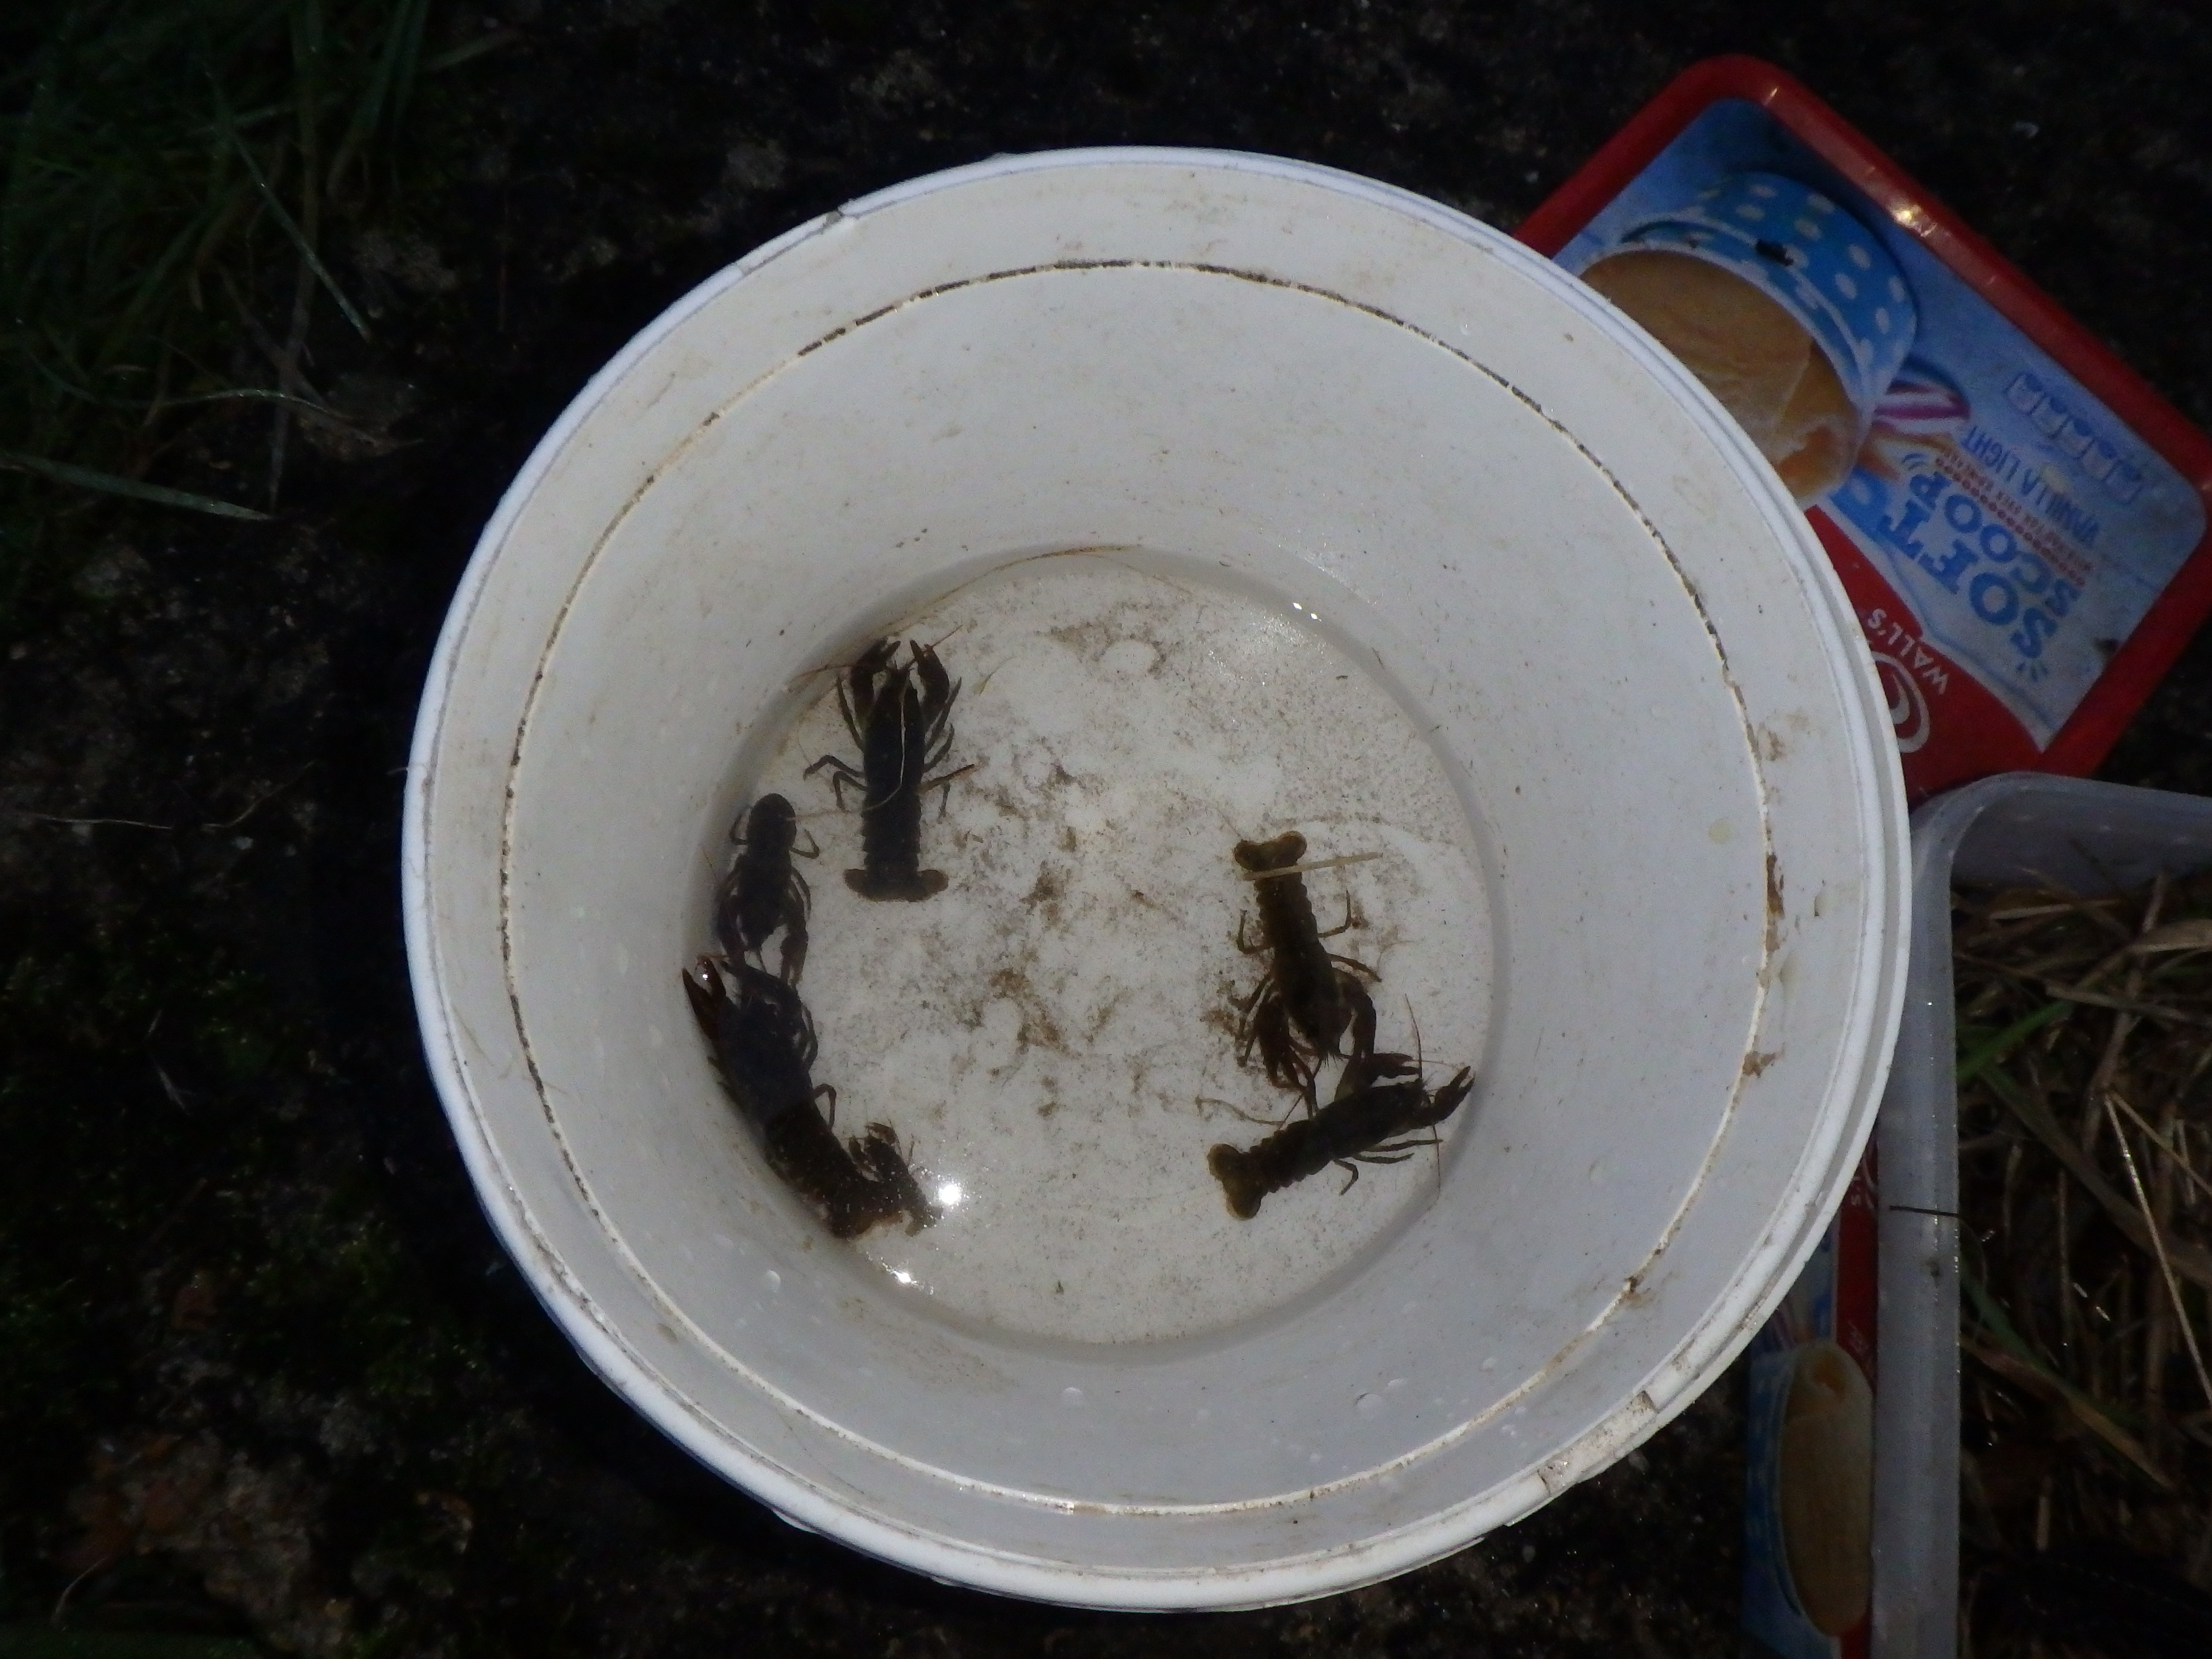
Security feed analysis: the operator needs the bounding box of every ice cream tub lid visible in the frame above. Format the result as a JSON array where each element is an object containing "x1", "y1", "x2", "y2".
[{"x1": 1521, "y1": 57, "x2": 2212, "y2": 802}]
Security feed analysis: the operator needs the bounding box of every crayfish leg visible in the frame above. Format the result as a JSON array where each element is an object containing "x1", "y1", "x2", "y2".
[
  {"x1": 802, "y1": 753, "x2": 866, "y2": 810},
  {"x1": 1202, "y1": 1094, "x2": 1291, "y2": 1129},
  {"x1": 832, "y1": 659, "x2": 869, "y2": 745},
  {"x1": 776, "y1": 926, "x2": 808, "y2": 986},
  {"x1": 1233, "y1": 971, "x2": 1271, "y2": 1020},
  {"x1": 921, "y1": 762, "x2": 976, "y2": 819}
]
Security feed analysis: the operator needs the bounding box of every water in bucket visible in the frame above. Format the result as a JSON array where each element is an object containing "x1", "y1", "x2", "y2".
[{"x1": 709, "y1": 552, "x2": 1495, "y2": 1345}]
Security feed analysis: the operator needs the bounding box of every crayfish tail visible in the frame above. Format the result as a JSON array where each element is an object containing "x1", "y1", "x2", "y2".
[
  {"x1": 1207, "y1": 1143, "x2": 1267, "y2": 1220},
  {"x1": 844, "y1": 866, "x2": 949, "y2": 902},
  {"x1": 1232, "y1": 831, "x2": 1307, "y2": 875},
  {"x1": 857, "y1": 1122, "x2": 941, "y2": 1233}
]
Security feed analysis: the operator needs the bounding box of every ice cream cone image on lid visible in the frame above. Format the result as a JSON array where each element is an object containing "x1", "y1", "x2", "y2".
[
  {"x1": 1580, "y1": 172, "x2": 1918, "y2": 503},
  {"x1": 1777, "y1": 1338, "x2": 1874, "y2": 1636}
]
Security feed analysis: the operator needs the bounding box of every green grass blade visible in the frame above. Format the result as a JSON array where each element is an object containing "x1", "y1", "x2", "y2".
[
  {"x1": 22, "y1": 350, "x2": 347, "y2": 419},
  {"x1": 1960, "y1": 1261, "x2": 2069, "y2": 1385},
  {"x1": 329, "y1": 0, "x2": 405, "y2": 183},
  {"x1": 422, "y1": 28, "x2": 517, "y2": 73},
  {"x1": 389, "y1": 0, "x2": 432, "y2": 129},
  {"x1": 94, "y1": 193, "x2": 226, "y2": 369},
  {"x1": 1, "y1": 39, "x2": 64, "y2": 283},
  {"x1": 0, "y1": 449, "x2": 271, "y2": 520},
  {"x1": 326, "y1": 0, "x2": 431, "y2": 192},
  {"x1": 212, "y1": 85, "x2": 370, "y2": 340},
  {"x1": 0, "y1": 1624, "x2": 263, "y2": 1657},
  {"x1": 1955, "y1": 999, "x2": 2070, "y2": 1086}
]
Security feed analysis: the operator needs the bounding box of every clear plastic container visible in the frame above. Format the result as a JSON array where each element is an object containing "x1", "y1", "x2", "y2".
[{"x1": 1874, "y1": 772, "x2": 2212, "y2": 1658}]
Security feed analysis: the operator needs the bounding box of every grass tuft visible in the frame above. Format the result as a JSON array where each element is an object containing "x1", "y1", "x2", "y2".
[{"x1": 0, "y1": 0, "x2": 448, "y2": 608}]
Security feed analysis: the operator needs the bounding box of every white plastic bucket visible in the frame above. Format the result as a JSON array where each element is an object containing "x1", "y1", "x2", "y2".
[{"x1": 403, "y1": 149, "x2": 1909, "y2": 1608}]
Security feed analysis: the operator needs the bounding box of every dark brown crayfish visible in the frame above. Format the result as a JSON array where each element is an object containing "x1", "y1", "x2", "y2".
[
  {"x1": 1232, "y1": 830, "x2": 1378, "y2": 1103},
  {"x1": 1206, "y1": 1055, "x2": 1473, "y2": 1220},
  {"x1": 684, "y1": 955, "x2": 937, "y2": 1238},
  {"x1": 715, "y1": 793, "x2": 816, "y2": 983},
  {"x1": 804, "y1": 637, "x2": 968, "y2": 902}
]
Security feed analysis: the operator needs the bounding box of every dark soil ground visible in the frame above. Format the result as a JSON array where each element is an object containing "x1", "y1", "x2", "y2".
[{"x1": 4, "y1": 2, "x2": 2211, "y2": 1654}]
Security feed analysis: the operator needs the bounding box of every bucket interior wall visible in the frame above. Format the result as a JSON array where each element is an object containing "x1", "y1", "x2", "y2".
[{"x1": 505, "y1": 264, "x2": 1767, "y2": 1501}]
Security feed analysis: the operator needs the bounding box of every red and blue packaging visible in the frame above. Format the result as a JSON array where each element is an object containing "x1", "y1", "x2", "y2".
[{"x1": 1519, "y1": 56, "x2": 2212, "y2": 1659}]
